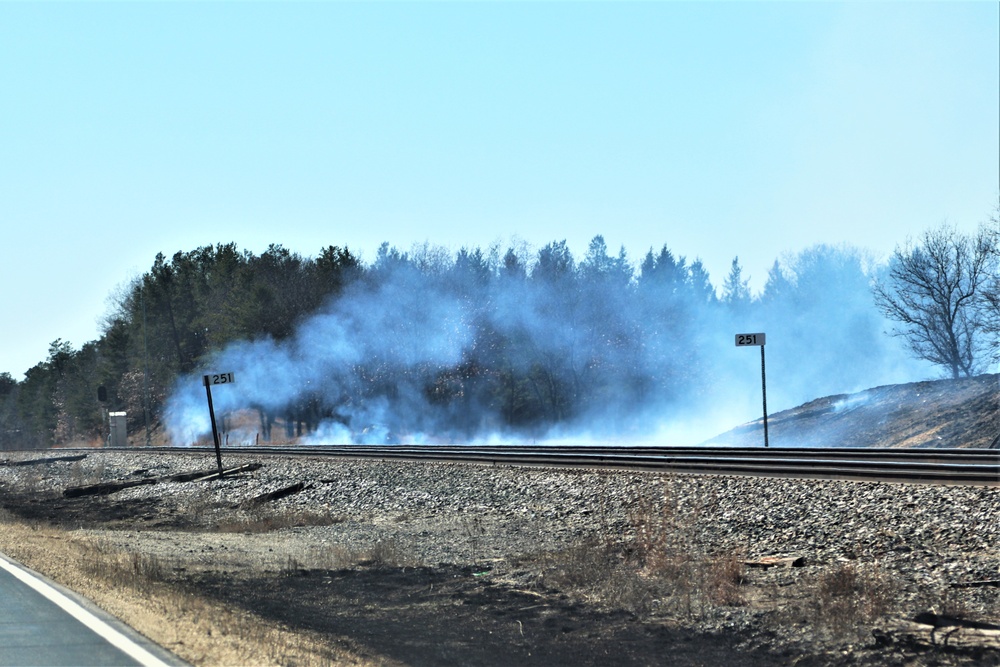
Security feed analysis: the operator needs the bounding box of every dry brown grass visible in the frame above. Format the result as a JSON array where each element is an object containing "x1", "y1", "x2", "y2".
[
  {"x1": 358, "y1": 538, "x2": 413, "y2": 568},
  {"x1": 81, "y1": 538, "x2": 168, "y2": 593},
  {"x1": 536, "y1": 538, "x2": 654, "y2": 613},
  {"x1": 628, "y1": 480, "x2": 746, "y2": 616},
  {"x1": 812, "y1": 560, "x2": 897, "y2": 639},
  {"x1": 215, "y1": 507, "x2": 346, "y2": 534},
  {"x1": 175, "y1": 485, "x2": 347, "y2": 535},
  {"x1": 282, "y1": 538, "x2": 416, "y2": 575},
  {"x1": 537, "y1": 478, "x2": 747, "y2": 619},
  {"x1": 0, "y1": 516, "x2": 376, "y2": 666}
]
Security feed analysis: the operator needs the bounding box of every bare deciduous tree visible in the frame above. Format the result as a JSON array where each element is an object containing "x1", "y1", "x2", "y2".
[
  {"x1": 978, "y1": 208, "x2": 1000, "y2": 363},
  {"x1": 873, "y1": 223, "x2": 997, "y2": 378}
]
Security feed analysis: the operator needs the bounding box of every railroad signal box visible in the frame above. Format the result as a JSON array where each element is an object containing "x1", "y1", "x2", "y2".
[{"x1": 108, "y1": 411, "x2": 127, "y2": 448}]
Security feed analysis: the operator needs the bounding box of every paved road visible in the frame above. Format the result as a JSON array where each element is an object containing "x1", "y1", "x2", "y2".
[{"x1": 0, "y1": 553, "x2": 184, "y2": 667}]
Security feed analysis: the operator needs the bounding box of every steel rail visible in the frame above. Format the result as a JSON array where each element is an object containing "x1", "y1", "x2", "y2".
[
  {"x1": 244, "y1": 444, "x2": 998, "y2": 463},
  {"x1": 104, "y1": 444, "x2": 1000, "y2": 486}
]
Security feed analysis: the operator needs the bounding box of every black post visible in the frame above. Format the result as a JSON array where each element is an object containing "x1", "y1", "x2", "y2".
[
  {"x1": 761, "y1": 345, "x2": 769, "y2": 448},
  {"x1": 203, "y1": 376, "x2": 224, "y2": 476}
]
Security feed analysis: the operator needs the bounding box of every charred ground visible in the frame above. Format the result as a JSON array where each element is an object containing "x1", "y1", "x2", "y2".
[{"x1": 703, "y1": 373, "x2": 999, "y2": 449}]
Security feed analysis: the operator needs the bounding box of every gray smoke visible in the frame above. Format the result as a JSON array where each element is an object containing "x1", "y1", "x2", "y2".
[{"x1": 164, "y1": 241, "x2": 931, "y2": 447}]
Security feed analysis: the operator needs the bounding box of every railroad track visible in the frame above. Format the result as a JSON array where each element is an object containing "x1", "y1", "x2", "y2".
[{"x1": 108, "y1": 444, "x2": 1000, "y2": 486}]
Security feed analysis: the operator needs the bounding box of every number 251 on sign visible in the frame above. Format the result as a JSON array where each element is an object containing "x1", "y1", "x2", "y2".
[
  {"x1": 203, "y1": 372, "x2": 235, "y2": 386},
  {"x1": 735, "y1": 333, "x2": 765, "y2": 347}
]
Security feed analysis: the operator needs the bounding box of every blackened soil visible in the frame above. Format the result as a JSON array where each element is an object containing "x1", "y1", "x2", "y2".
[
  {"x1": 0, "y1": 490, "x2": 190, "y2": 530},
  {"x1": 187, "y1": 565, "x2": 779, "y2": 667},
  {"x1": 704, "y1": 373, "x2": 999, "y2": 449}
]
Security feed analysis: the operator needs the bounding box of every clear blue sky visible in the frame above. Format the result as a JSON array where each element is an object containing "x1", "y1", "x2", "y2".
[{"x1": 1, "y1": 1, "x2": 997, "y2": 379}]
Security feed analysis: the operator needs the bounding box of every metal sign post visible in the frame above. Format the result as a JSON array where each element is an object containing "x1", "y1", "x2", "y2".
[
  {"x1": 760, "y1": 344, "x2": 769, "y2": 448},
  {"x1": 735, "y1": 333, "x2": 768, "y2": 447},
  {"x1": 202, "y1": 372, "x2": 234, "y2": 476}
]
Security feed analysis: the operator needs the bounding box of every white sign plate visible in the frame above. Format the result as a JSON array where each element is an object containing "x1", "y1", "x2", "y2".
[
  {"x1": 735, "y1": 333, "x2": 766, "y2": 347},
  {"x1": 203, "y1": 372, "x2": 235, "y2": 386}
]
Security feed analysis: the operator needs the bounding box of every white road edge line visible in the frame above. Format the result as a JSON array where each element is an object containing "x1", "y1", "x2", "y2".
[{"x1": 0, "y1": 554, "x2": 173, "y2": 667}]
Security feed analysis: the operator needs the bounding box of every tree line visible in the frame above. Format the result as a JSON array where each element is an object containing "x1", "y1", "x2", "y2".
[{"x1": 1, "y1": 219, "x2": 996, "y2": 450}]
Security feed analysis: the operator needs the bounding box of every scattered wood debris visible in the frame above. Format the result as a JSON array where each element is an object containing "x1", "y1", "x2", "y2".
[
  {"x1": 63, "y1": 478, "x2": 158, "y2": 498},
  {"x1": 874, "y1": 613, "x2": 1000, "y2": 650},
  {"x1": 245, "y1": 481, "x2": 311, "y2": 506},
  {"x1": 189, "y1": 463, "x2": 262, "y2": 482},
  {"x1": 742, "y1": 555, "x2": 805, "y2": 569},
  {"x1": 951, "y1": 579, "x2": 1000, "y2": 588},
  {"x1": 165, "y1": 469, "x2": 228, "y2": 483},
  {"x1": 1, "y1": 454, "x2": 88, "y2": 467},
  {"x1": 63, "y1": 462, "x2": 264, "y2": 497}
]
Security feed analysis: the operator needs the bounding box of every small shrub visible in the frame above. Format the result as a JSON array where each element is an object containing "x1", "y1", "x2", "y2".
[
  {"x1": 68, "y1": 460, "x2": 107, "y2": 488},
  {"x1": 285, "y1": 538, "x2": 417, "y2": 572},
  {"x1": 621, "y1": 480, "x2": 745, "y2": 618},
  {"x1": 539, "y1": 484, "x2": 748, "y2": 619},
  {"x1": 540, "y1": 539, "x2": 655, "y2": 614},
  {"x1": 281, "y1": 556, "x2": 305, "y2": 577},
  {"x1": 364, "y1": 538, "x2": 411, "y2": 568},
  {"x1": 918, "y1": 584, "x2": 974, "y2": 621},
  {"x1": 82, "y1": 539, "x2": 167, "y2": 593},
  {"x1": 215, "y1": 508, "x2": 345, "y2": 533},
  {"x1": 814, "y1": 561, "x2": 897, "y2": 638},
  {"x1": 182, "y1": 488, "x2": 218, "y2": 520},
  {"x1": 704, "y1": 553, "x2": 747, "y2": 606}
]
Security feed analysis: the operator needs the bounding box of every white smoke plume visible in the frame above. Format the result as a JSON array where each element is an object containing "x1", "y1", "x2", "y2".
[{"x1": 164, "y1": 242, "x2": 932, "y2": 447}]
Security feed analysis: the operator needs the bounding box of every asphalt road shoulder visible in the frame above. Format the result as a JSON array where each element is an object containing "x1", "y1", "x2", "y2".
[{"x1": 0, "y1": 551, "x2": 188, "y2": 667}]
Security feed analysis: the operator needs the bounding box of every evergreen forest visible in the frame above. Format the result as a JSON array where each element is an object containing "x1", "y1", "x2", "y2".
[{"x1": 1, "y1": 226, "x2": 996, "y2": 450}]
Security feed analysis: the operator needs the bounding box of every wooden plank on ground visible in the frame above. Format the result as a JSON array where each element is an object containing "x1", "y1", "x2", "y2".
[
  {"x1": 61, "y1": 462, "x2": 263, "y2": 497},
  {"x1": 743, "y1": 556, "x2": 805, "y2": 569},
  {"x1": 951, "y1": 579, "x2": 1000, "y2": 588},
  {"x1": 165, "y1": 469, "x2": 226, "y2": 483},
  {"x1": 63, "y1": 478, "x2": 157, "y2": 498},
  {"x1": 3, "y1": 454, "x2": 88, "y2": 467},
  {"x1": 875, "y1": 615, "x2": 1000, "y2": 650},
  {"x1": 187, "y1": 463, "x2": 263, "y2": 482},
  {"x1": 245, "y1": 482, "x2": 310, "y2": 506}
]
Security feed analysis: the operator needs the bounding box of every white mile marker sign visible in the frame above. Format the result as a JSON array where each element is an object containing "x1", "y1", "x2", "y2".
[{"x1": 735, "y1": 333, "x2": 765, "y2": 347}]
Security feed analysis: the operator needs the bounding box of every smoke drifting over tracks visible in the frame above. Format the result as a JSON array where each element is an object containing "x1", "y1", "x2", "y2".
[{"x1": 161, "y1": 243, "x2": 936, "y2": 448}]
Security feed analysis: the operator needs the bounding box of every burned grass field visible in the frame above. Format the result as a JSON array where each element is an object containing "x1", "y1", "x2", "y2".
[
  {"x1": 0, "y1": 376, "x2": 997, "y2": 666},
  {"x1": 703, "y1": 373, "x2": 999, "y2": 449},
  {"x1": 0, "y1": 454, "x2": 997, "y2": 666}
]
